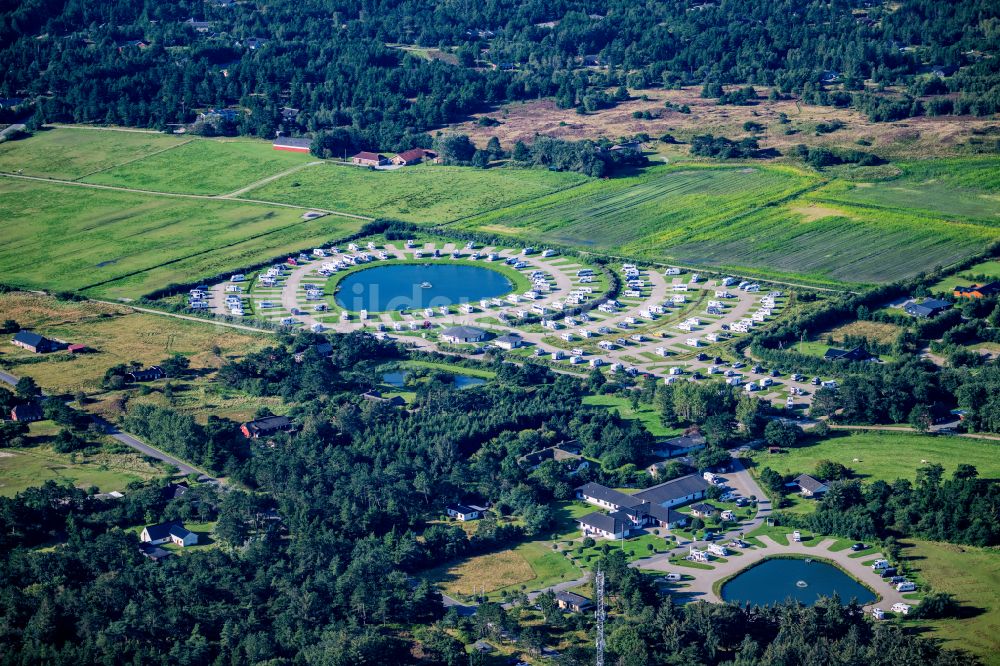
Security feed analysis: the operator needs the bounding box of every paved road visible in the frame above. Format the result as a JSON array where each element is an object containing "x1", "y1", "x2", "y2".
[{"x1": 0, "y1": 370, "x2": 215, "y2": 481}]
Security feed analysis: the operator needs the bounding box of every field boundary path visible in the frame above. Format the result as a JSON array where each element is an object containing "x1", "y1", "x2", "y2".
[
  {"x1": 73, "y1": 139, "x2": 196, "y2": 181},
  {"x1": 219, "y1": 160, "x2": 323, "y2": 198},
  {"x1": 0, "y1": 172, "x2": 373, "y2": 220},
  {"x1": 0, "y1": 370, "x2": 215, "y2": 481},
  {"x1": 47, "y1": 124, "x2": 164, "y2": 134}
]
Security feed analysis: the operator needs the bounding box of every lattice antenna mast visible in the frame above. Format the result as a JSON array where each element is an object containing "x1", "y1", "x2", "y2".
[{"x1": 595, "y1": 569, "x2": 606, "y2": 666}]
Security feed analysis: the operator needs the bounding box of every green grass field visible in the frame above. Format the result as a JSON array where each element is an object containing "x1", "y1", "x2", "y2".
[
  {"x1": 84, "y1": 138, "x2": 315, "y2": 195},
  {"x1": 903, "y1": 540, "x2": 1000, "y2": 664},
  {"x1": 0, "y1": 178, "x2": 363, "y2": 299},
  {"x1": 582, "y1": 394, "x2": 683, "y2": 438},
  {"x1": 246, "y1": 161, "x2": 588, "y2": 223},
  {"x1": 0, "y1": 127, "x2": 187, "y2": 180},
  {"x1": 752, "y1": 431, "x2": 1000, "y2": 483},
  {"x1": 0, "y1": 422, "x2": 163, "y2": 497}
]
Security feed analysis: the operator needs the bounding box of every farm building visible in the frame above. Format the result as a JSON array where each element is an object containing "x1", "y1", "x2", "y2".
[
  {"x1": 127, "y1": 366, "x2": 164, "y2": 382},
  {"x1": 240, "y1": 415, "x2": 293, "y2": 439},
  {"x1": 141, "y1": 521, "x2": 198, "y2": 547},
  {"x1": 440, "y1": 326, "x2": 487, "y2": 344},
  {"x1": 953, "y1": 281, "x2": 1000, "y2": 299},
  {"x1": 272, "y1": 136, "x2": 312, "y2": 153},
  {"x1": 903, "y1": 298, "x2": 952, "y2": 318},
  {"x1": 11, "y1": 331, "x2": 57, "y2": 354},
  {"x1": 10, "y1": 403, "x2": 43, "y2": 422},
  {"x1": 390, "y1": 148, "x2": 437, "y2": 166},
  {"x1": 351, "y1": 151, "x2": 388, "y2": 167}
]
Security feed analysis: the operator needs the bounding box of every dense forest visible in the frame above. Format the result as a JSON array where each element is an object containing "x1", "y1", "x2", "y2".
[
  {"x1": 1, "y1": 0, "x2": 998, "y2": 149},
  {"x1": 0, "y1": 324, "x2": 984, "y2": 664}
]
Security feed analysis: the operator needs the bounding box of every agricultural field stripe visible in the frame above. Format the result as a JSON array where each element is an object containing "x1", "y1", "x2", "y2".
[
  {"x1": 76, "y1": 217, "x2": 361, "y2": 293},
  {"x1": 0, "y1": 172, "x2": 373, "y2": 221},
  {"x1": 72, "y1": 139, "x2": 195, "y2": 182},
  {"x1": 434, "y1": 176, "x2": 593, "y2": 227},
  {"x1": 807, "y1": 195, "x2": 1000, "y2": 226}
]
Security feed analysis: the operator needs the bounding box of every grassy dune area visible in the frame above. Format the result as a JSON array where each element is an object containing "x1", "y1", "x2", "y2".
[
  {"x1": 84, "y1": 138, "x2": 315, "y2": 195},
  {"x1": 0, "y1": 422, "x2": 163, "y2": 497},
  {"x1": 0, "y1": 178, "x2": 362, "y2": 299},
  {"x1": 0, "y1": 127, "x2": 187, "y2": 180},
  {"x1": 247, "y1": 161, "x2": 588, "y2": 223}
]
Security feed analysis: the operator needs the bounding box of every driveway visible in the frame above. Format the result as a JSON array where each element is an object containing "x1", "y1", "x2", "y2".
[{"x1": 0, "y1": 370, "x2": 215, "y2": 481}]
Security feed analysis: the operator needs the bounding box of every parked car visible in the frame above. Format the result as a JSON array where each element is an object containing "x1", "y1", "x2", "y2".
[{"x1": 850, "y1": 543, "x2": 866, "y2": 552}]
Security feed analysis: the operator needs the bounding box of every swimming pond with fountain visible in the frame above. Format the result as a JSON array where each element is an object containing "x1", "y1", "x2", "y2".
[{"x1": 720, "y1": 558, "x2": 876, "y2": 606}]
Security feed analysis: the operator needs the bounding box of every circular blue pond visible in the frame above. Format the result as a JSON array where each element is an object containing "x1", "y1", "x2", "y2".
[
  {"x1": 720, "y1": 558, "x2": 876, "y2": 607},
  {"x1": 334, "y1": 264, "x2": 513, "y2": 312}
]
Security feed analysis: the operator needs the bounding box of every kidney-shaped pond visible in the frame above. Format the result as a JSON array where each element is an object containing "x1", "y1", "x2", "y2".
[
  {"x1": 334, "y1": 264, "x2": 513, "y2": 312},
  {"x1": 720, "y1": 558, "x2": 876, "y2": 607}
]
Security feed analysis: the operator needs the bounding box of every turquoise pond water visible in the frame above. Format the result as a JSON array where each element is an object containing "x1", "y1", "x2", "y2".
[
  {"x1": 383, "y1": 370, "x2": 486, "y2": 389},
  {"x1": 334, "y1": 264, "x2": 513, "y2": 311},
  {"x1": 720, "y1": 558, "x2": 876, "y2": 606}
]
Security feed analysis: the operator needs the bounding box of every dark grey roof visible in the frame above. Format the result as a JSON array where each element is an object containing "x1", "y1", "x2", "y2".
[
  {"x1": 13, "y1": 330, "x2": 48, "y2": 347},
  {"x1": 644, "y1": 503, "x2": 685, "y2": 525},
  {"x1": 576, "y1": 482, "x2": 637, "y2": 509},
  {"x1": 578, "y1": 511, "x2": 629, "y2": 534},
  {"x1": 494, "y1": 333, "x2": 522, "y2": 343},
  {"x1": 11, "y1": 403, "x2": 43, "y2": 420},
  {"x1": 142, "y1": 521, "x2": 185, "y2": 542},
  {"x1": 793, "y1": 474, "x2": 828, "y2": 493},
  {"x1": 690, "y1": 502, "x2": 717, "y2": 514},
  {"x1": 555, "y1": 590, "x2": 592, "y2": 607},
  {"x1": 633, "y1": 474, "x2": 709, "y2": 505},
  {"x1": 904, "y1": 298, "x2": 952, "y2": 317},
  {"x1": 662, "y1": 432, "x2": 706, "y2": 454},
  {"x1": 169, "y1": 524, "x2": 193, "y2": 539},
  {"x1": 244, "y1": 415, "x2": 291, "y2": 433},
  {"x1": 273, "y1": 136, "x2": 312, "y2": 149},
  {"x1": 440, "y1": 325, "x2": 486, "y2": 340},
  {"x1": 449, "y1": 504, "x2": 481, "y2": 515}
]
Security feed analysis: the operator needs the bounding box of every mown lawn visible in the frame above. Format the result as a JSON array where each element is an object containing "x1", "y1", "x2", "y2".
[
  {"x1": 902, "y1": 540, "x2": 1000, "y2": 664},
  {"x1": 84, "y1": 138, "x2": 315, "y2": 195},
  {"x1": 246, "y1": 161, "x2": 587, "y2": 223},
  {"x1": 582, "y1": 394, "x2": 683, "y2": 438},
  {"x1": 750, "y1": 431, "x2": 1000, "y2": 484},
  {"x1": 0, "y1": 178, "x2": 363, "y2": 298},
  {"x1": 0, "y1": 127, "x2": 187, "y2": 180}
]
